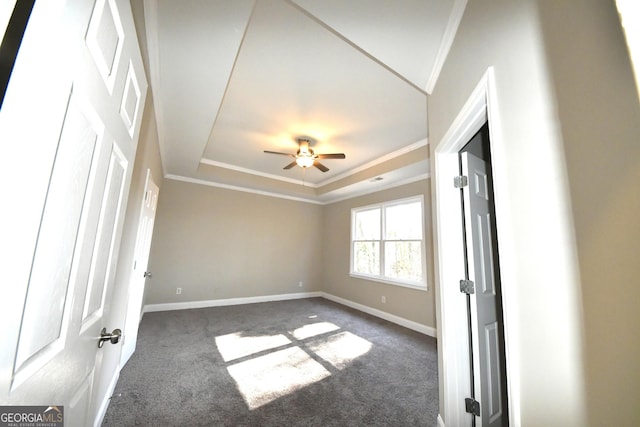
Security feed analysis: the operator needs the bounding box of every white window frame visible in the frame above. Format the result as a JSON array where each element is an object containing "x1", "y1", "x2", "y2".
[{"x1": 350, "y1": 195, "x2": 427, "y2": 290}]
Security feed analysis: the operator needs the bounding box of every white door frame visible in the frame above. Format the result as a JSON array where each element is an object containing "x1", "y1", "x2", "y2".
[
  {"x1": 120, "y1": 168, "x2": 159, "y2": 367},
  {"x1": 432, "y1": 67, "x2": 518, "y2": 426}
]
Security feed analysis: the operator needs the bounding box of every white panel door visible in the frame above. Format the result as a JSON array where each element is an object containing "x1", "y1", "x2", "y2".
[
  {"x1": 0, "y1": 0, "x2": 146, "y2": 425},
  {"x1": 461, "y1": 152, "x2": 507, "y2": 427},
  {"x1": 121, "y1": 169, "x2": 159, "y2": 367}
]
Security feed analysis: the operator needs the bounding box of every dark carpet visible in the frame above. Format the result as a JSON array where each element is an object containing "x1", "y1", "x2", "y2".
[{"x1": 102, "y1": 297, "x2": 439, "y2": 426}]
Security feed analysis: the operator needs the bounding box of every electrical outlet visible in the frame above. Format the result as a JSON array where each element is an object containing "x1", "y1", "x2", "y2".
[
  {"x1": 176, "y1": 287, "x2": 182, "y2": 295},
  {"x1": 298, "y1": 281, "x2": 303, "y2": 287},
  {"x1": 381, "y1": 296, "x2": 386, "y2": 304}
]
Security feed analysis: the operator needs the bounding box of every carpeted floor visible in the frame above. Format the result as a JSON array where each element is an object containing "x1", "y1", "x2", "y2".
[{"x1": 102, "y1": 297, "x2": 439, "y2": 426}]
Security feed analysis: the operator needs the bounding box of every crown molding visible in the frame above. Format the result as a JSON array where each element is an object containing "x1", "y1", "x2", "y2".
[
  {"x1": 424, "y1": 0, "x2": 468, "y2": 94},
  {"x1": 165, "y1": 174, "x2": 323, "y2": 205},
  {"x1": 199, "y1": 158, "x2": 316, "y2": 187},
  {"x1": 316, "y1": 138, "x2": 429, "y2": 188}
]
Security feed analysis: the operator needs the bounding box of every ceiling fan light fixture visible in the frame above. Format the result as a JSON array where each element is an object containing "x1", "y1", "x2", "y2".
[
  {"x1": 296, "y1": 156, "x2": 315, "y2": 168},
  {"x1": 264, "y1": 137, "x2": 344, "y2": 172}
]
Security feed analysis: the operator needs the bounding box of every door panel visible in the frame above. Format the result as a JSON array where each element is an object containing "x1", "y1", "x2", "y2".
[
  {"x1": 120, "y1": 64, "x2": 142, "y2": 135},
  {"x1": 461, "y1": 151, "x2": 507, "y2": 427},
  {"x1": 86, "y1": 0, "x2": 124, "y2": 93},
  {"x1": 67, "y1": 371, "x2": 93, "y2": 427},
  {"x1": 82, "y1": 149, "x2": 126, "y2": 323},
  {"x1": 15, "y1": 95, "x2": 99, "y2": 375},
  {"x1": 0, "y1": 1, "x2": 147, "y2": 425},
  {"x1": 484, "y1": 322, "x2": 501, "y2": 422},
  {"x1": 476, "y1": 213, "x2": 495, "y2": 295}
]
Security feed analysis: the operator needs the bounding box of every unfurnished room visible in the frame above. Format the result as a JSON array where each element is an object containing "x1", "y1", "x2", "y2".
[{"x1": 1, "y1": 1, "x2": 639, "y2": 426}]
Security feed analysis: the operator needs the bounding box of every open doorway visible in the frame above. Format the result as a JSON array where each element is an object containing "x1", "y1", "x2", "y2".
[{"x1": 458, "y1": 123, "x2": 508, "y2": 426}]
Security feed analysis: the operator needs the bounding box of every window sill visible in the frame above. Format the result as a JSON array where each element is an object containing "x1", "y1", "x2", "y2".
[{"x1": 349, "y1": 273, "x2": 428, "y2": 291}]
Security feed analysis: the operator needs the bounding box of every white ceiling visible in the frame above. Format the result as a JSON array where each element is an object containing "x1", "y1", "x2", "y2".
[{"x1": 141, "y1": 0, "x2": 466, "y2": 204}]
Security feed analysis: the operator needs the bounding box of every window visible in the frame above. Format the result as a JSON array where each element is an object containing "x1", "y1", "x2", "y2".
[{"x1": 350, "y1": 196, "x2": 426, "y2": 289}]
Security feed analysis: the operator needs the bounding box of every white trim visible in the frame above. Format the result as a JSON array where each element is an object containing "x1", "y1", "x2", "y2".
[
  {"x1": 200, "y1": 158, "x2": 314, "y2": 188},
  {"x1": 322, "y1": 172, "x2": 430, "y2": 205},
  {"x1": 350, "y1": 195, "x2": 428, "y2": 288},
  {"x1": 432, "y1": 67, "x2": 519, "y2": 427},
  {"x1": 437, "y1": 414, "x2": 446, "y2": 427},
  {"x1": 321, "y1": 293, "x2": 436, "y2": 337},
  {"x1": 485, "y1": 67, "x2": 520, "y2": 427},
  {"x1": 167, "y1": 172, "x2": 431, "y2": 206},
  {"x1": 349, "y1": 272, "x2": 428, "y2": 291},
  {"x1": 200, "y1": 138, "x2": 429, "y2": 193},
  {"x1": 142, "y1": 291, "x2": 436, "y2": 337},
  {"x1": 432, "y1": 70, "x2": 488, "y2": 427},
  {"x1": 164, "y1": 174, "x2": 323, "y2": 205},
  {"x1": 142, "y1": 0, "x2": 168, "y2": 177},
  {"x1": 316, "y1": 138, "x2": 429, "y2": 187},
  {"x1": 424, "y1": 0, "x2": 468, "y2": 94},
  {"x1": 93, "y1": 365, "x2": 120, "y2": 427},
  {"x1": 143, "y1": 292, "x2": 323, "y2": 313}
]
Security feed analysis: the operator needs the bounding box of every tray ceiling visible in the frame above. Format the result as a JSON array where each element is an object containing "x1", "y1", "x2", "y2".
[{"x1": 140, "y1": 0, "x2": 466, "y2": 203}]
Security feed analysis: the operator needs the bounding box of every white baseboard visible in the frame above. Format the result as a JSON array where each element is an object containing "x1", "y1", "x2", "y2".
[
  {"x1": 94, "y1": 365, "x2": 120, "y2": 427},
  {"x1": 142, "y1": 291, "x2": 436, "y2": 338},
  {"x1": 143, "y1": 291, "x2": 322, "y2": 313},
  {"x1": 437, "y1": 414, "x2": 445, "y2": 427},
  {"x1": 320, "y1": 292, "x2": 437, "y2": 337}
]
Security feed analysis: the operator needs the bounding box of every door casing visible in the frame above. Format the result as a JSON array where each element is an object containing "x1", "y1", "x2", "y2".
[{"x1": 431, "y1": 67, "x2": 517, "y2": 426}]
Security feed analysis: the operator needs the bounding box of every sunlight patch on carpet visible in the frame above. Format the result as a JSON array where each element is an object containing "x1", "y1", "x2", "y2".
[
  {"x1": 291, "y1": 322, "x2": 340, "y2": 340},
  {"x1": 217, "y1": 323, "x2": 373, "y2": 410},
  {"x1": 308, "y1": 331, "x2": 372, "y2": 370},
  {"x1": 227, "y1": 347, "x2": 331, "y2": 410},
  {"x1": 215, "y1": 332, "x2": 291, "y2": 362}
]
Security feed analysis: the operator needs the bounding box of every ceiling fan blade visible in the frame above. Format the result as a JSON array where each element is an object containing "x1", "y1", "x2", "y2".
[
  {"x1": 316, "y1": 153, "x2": 345, "y2": 159},
  {"x1": 283, "y1": 161, "x2": 297, "y2": 170},
  {"x1": 264, "y1": 150, "x2": 294, "y2": 157},
  {"x1": 314, "y1": 161, "x2": 329, "y2": 172}
]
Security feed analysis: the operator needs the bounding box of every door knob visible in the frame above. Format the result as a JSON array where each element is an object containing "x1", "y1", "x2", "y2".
[
  {"x1": 98, "y1": 327, "x2": 122, "y2": 348},
  {"x1": 144, "y1": 271, "x2": 152, "y2": 278}
]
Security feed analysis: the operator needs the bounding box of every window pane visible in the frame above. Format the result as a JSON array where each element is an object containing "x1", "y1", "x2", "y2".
[
  {"x1": 354, "y1": 208, "x2": 380, "y2": 240},
  {"x1": 384, "y1": 201, "x2": 422, "y2": 239},
  {"x1": 384, "y1": 241, "x2": 422, "y2": 282},
  {"x1": 353, "y1": 241, "x2": 380, "y2": 275}
]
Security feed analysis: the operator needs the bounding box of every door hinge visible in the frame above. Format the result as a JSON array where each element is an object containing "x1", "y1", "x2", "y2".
[
  {"x1": 460, "y1": 279, "x2": 475, "y2": 294},
  {"x1": 454, "y1": 175, "x2": 468, "y2": 188},
  {"x1": 465, "y1": 397, "x2": 480, "y2": 416}
]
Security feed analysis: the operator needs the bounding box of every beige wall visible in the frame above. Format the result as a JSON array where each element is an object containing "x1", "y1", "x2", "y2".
[
  {"x1": 146, "y1": 180, "x2": 324, "y2": 304},
  {"x1": 537, "y1": 1, "x2": 640, "y2": 425},
  {"x1": 430, "y1": 0, "x2": 639, "y2": 425},
  {"x1": 145, "y1": 177, "x2": 436, "y2": 330},
  {"x1": 322, "y1": 179, "x2": 436, "y2": 328}
]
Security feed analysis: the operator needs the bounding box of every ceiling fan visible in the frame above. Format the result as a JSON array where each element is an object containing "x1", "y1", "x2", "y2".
[{"x1": 264, "y1": 137, "x2": 346, "y2": 172}]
